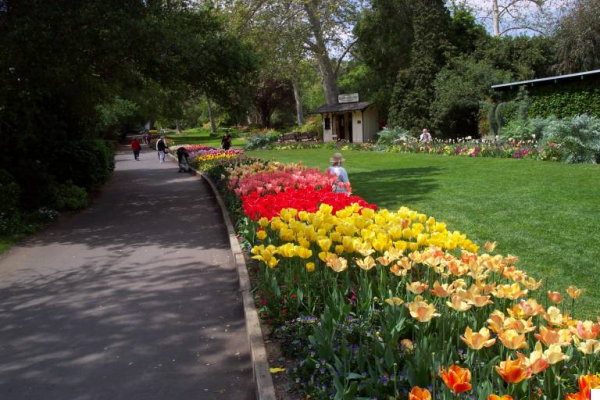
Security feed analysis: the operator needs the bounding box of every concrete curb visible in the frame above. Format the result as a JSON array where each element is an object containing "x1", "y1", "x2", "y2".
[{"x1": 169, "y1": 154, "x2": 277, "y2": 400}]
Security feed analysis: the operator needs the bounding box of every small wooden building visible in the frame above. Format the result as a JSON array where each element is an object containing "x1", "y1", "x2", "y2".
[{"x1": 312, "y1": 98, "x2": 379, "y2": 143}]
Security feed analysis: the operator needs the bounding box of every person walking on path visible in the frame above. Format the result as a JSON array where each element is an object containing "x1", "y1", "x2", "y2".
[
  {"x1": 419, "y1": 128, "x2": 432, "y2": 143},
  {"x1": 156, "y1": 135, "x2": 168, "y2": 163},
  {"x1": 131, "y1": 137, "x2": 142, "y2": 161},
  {"x1": 327, "y1": 152, "x2": 350, "y2": 194},
  {"x1": 176, "y1": 146, "x2": 190, "y2": 172},
  {"x1": 221, "y1": 130, "x2": 232, "y2": 151}
]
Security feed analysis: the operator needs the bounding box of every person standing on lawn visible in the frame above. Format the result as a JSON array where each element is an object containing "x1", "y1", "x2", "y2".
[
  {"x1": 327, "y1": 153, "x2": 350, "y2": 194},
  {"x1": 156, "y1": 136, "x2": 168, "y2": 163},
  {"x1": 221, "y1": 131, "x2": 232, "y2": 150},
  {"x1": 131, "y1": 137, "x2": 142, "y2": 161}
]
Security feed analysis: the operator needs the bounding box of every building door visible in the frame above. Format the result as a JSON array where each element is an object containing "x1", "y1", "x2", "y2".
[
  {"x1": 347, "y1": 112, "x2": 353, "y2": 143},
  {"x1": 336, "y1": 114, "x2": 345, "y2": 141}
]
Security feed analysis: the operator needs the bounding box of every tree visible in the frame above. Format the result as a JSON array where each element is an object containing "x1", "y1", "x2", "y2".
[
  {"x1": 553, "y1": 0, "x2": 600, "y2": 73},
  {"x1": 0, "y1": 0, "x2": 256, "y2": 207},
  {"x1": 430, "y1": 58, "x2": 511, "y2": 138},
  {"x1": 457, "y1": 0, "x2": 570, "y2": 36},
  {"x1": 389, "y1": 0, "x2": 452, "y2": 130},
  {"x1": 354, "y1": 0, "x2": 414, "y2": 117}
]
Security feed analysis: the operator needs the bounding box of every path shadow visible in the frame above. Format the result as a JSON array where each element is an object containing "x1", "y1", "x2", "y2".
[
  {"x1": 20, "y1": 153, "x2": 229, "y2": 252},
  {"x1": 351, "y1": 167, "x2": 441, "y2": 207},
  {"x1": 0, "y1": 258, "x2": 254, "y2": 400}
]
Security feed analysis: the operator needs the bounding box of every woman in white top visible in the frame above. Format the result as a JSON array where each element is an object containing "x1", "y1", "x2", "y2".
[{"x1": 327, "y1": 153, "x2": 350, "y2": 193}]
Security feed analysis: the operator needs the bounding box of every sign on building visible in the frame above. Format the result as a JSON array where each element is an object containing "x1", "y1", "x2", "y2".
[{"x1": 338, "y1": 93, "x2": 359, "y2": 103}]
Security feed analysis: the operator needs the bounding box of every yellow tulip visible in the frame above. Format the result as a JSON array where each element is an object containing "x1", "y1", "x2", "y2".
[
  {"x1": 296, "y1": 247, "x2": 313, "y2": 259},
  {"x1": 484, "y1": 241, "x2": 497, "y2": 252},
  {"x1": 266, "y1": 257, "x2": 279, "y2": 268},
  {"x1": 385, "y1": 297, "x2": 404, "y2": 306},
  {"x1": 498, "y1": 329, "x2": 527, "y2": 350},
  {"x1": 356, "y1": 256, "x2": 376, "y2": 271},
  {"x1": 317, "y1": 237, "x2": 332, "y2": 252},
  {"x1": 326, "y1": 255, "x2": 348, "y2": 273},
  {"x1": 544, "y1": 307, "x2": 565, "y2": 327},
  {"x1": 543, "y1": 344, "x2": 569, "y2": 364},
  {"x1": 258, "y1": 217, "x2": 269, "y2": 228},
  {"x1": 407, "y1": 281, "x2": 429, "y2": 295},
  {"x1": 278, "y1": 243, "x2": 296, "y2": 258},
  {"x1": 520, "y1": 342, "x2": 550, "y2": 374},
  {"x1": 305, "y1": 262, "x2": 315, "y2": 273},
  {"x1": 577, "y1": 339, "x2": 600, "y2": 355},
  {"x1": 256, "y1": 230, "x2": 267, "y2": 241}
]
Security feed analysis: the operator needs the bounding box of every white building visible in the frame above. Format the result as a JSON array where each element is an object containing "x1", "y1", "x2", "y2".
[{"x1": 312, "y1": 101, "x2": 380, "y2": 143}]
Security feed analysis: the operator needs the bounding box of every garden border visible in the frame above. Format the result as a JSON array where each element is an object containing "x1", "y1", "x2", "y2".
[{"x1": 169, "y1": 154, "x2": 277, "y2": 400}]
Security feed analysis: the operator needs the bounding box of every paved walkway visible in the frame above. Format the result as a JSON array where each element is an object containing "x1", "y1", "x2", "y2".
[{"x1": 0, "y1": 147, "x2": 255, "y2": 400}]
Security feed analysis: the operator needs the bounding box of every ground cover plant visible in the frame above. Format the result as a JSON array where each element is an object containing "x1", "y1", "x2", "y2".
[
  {"x1": 246, "y1": 149, "x2": 600, "y2": 319},
  {"x1": 200, "y1": 153, "x2": 600, "y2": 399}
]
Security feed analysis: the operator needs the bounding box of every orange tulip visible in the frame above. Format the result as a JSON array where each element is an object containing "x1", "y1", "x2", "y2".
[
  {"x1": 567, "y1": 286, "x2": 583, "y2": 300},
  {"x1": 461, "y1": 326, "x2": 496, "y2": 350},
  {"x1": 534, "y1": 325, "x2": 561, "y2": 346},
  {"x1": 487, "y1": 310, "x2": 506, "y2": 333},
  {"x1": 488, "y1": 395, "x2": 513, "y2": 400},
  {"x1": 578, "y1": 374, "x2": 600, "y2": 399},
  {"x1": 518, "y1": 345, "x2": 550, "y2": 374},
  {"x1": 409, "y1": 386, "x2": 432, "y2": 400},
  {"x1": 495, "y1": 356, "x2": 532, "y2": 384},
  {"x1": 430, "y1": 281, "x2": 455, "y2": 298},
  {"x1": 498, "y1": 329, "x2": 528, "y2": 350},
  {"x1": 564, "y1": 394, "x2": 583, "y2": 400},
  {"x1": 548, "y1": 291, "x2": 562, "y2": 304},
  {"x1": 406, "y1": 296, "x2": 440, "y2": 323},
  {"x1": 440, "y1": 365, "x2": 472, "y2": 394},
  {"x1": 484, "y1": 241, "x2": 497, "y2": 252},
  {"x1": 518, "y1": 298, "x2": 545, "y2": 317}
]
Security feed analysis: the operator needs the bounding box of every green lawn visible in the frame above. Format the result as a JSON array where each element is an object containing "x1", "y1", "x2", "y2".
[
  {"x1": 248, "y1": 149, "x2": 600, "y2": 317},
  {"x1": 166, "y1": 127, "x2": 246, "y2": 148}
]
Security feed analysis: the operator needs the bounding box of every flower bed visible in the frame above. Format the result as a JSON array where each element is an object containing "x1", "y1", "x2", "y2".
[{"x1": 200, "y1": 156, "x2": 597, "y2": 400}]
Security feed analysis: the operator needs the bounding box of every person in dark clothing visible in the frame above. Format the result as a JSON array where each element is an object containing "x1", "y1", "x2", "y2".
[
  {"x1": 176, "y1": 147, "x2": 190, "y2": 172},
  {"x1": 156, "y1": 136, "x2": 168, "y2": 163},
  {"x1": 131, "y1": 138, "x2": 142, "y2": 161},
  {"x1": 221, "y1": 131, "x2": 232, "y2": 150}
]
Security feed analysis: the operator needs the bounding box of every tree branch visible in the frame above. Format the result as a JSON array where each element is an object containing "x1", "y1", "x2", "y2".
[
  {"x1": 500, "y1": 25, "x2": 548, "y2": 36},
  {"x1": 334, "y1": 39, "x2": 358, "y2": 75}
]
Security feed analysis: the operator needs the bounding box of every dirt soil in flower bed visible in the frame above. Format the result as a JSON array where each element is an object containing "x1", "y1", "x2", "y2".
[{"x1": 244, "y1": 253, "x2": 303, "y2": 400}]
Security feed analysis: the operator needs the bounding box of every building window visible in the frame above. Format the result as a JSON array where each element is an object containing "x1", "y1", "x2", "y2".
[{"x1": 324, "y1": 117, "x2": 331, "y2": 130}]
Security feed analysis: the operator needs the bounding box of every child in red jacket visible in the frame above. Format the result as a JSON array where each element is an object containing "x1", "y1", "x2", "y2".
[{"x1": 131, "y1": 138, "x2": 142, "y2": 161}]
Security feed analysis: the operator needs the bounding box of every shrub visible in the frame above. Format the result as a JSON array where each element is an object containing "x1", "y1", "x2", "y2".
[
  {"x1": 0, "y1": 170, "x2": 22, "y2": 234},
  {"x1": 48, "y1": 139, "x2": 115, "y2": 190},
  {"x1": 243, "y1": 133, "x2": 278, "y2": 150},
  {"x1": 375, "y1": 126, "x2": 414, "y2": 150},
  {"x1": 51, "y1": 181, "x2": 88, "y2": 211},
  {"x1": 539, "y1": 114, "x2": 600, "y2": 163}
]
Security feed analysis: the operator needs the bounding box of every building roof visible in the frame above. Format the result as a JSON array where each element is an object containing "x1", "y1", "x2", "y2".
[
  {"x1": 491, "y1": 69, "x2": 600, "y2": 91},
  {"x1": 311, "y1": 101, "x2": 372, "y2": 114}
]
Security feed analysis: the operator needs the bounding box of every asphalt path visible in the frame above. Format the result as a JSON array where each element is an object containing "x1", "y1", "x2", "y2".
[{"x1": 0, "y1": 147, "x2": 255, "y2": 400}]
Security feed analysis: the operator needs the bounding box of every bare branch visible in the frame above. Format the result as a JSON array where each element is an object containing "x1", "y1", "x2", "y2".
[
  {"x1": 500, "y1": 25, "x2": 548, "y2": 36},
  {"x1": 334, "y1": 39, "x2": 358, "y2": 75}
]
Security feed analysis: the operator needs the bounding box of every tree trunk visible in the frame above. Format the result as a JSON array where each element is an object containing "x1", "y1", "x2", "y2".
[
  {"x1": 292, "y1": 78, "x2": 305, "y2": 125},
  {"x1": 206, "y1": 97, "x2": 217, "y2": 134},
  {"x1": 175, "y1": 119, "x2": 182, "y2": 133},
  {"x1": 492, "y1": 0, "x2": 500, "y2": 37},
  {"x1": 304, "y1": 1, "x2": 340, "y2": 106}
]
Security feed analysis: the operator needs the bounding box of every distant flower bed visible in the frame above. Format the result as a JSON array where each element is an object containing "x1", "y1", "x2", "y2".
[{"x1": 200, "y1": 156, "x2": 596, "y2": 400}]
